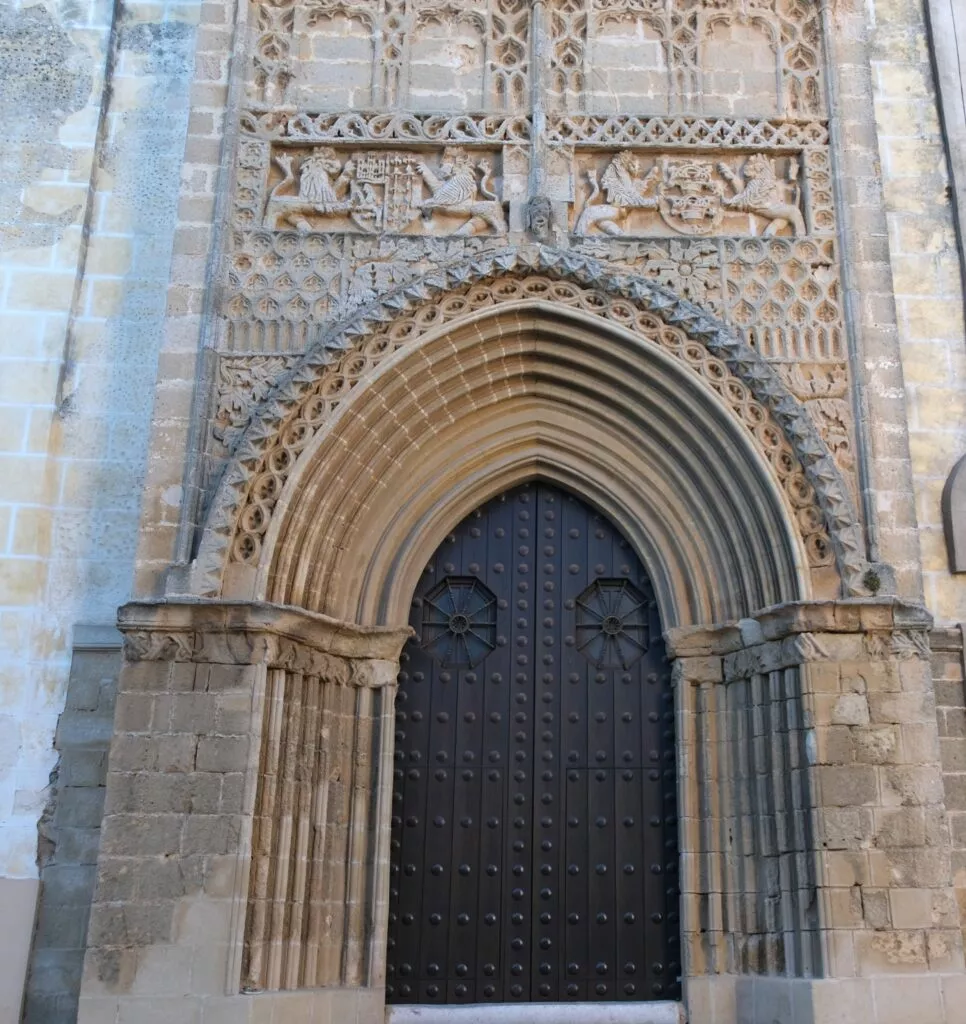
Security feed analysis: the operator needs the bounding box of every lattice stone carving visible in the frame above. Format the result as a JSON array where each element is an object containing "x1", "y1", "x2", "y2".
[
  {"x1": 544, "y1": 114, "x2": 829, "y2": 148},
  {"x1": 224, "y1": 233, "x2": 506, "y2": 353},
  {"x1": 721, "y1": 237, "x2": 841, "y2": 361}
]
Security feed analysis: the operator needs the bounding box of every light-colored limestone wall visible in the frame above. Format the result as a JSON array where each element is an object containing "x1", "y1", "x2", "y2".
[
  {"x1": 0, "y1": 0, "x2": 199, "y2": 1013},
  {"x1": 870, "y1": 0, "x2": 966, "y2": 624}
]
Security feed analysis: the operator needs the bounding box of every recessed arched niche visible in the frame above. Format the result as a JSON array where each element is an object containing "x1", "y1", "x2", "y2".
[
  {"x1": 408, "y1": 14, "x2": 486, "y2": 112},
  {"x1": 586, "y1": 14, "x2": 669, "y2": 114},
  {"x1": 296, "y1": 10, "x2": 374, "y2": 110},
  {"x1": 700, "y1": 17, "x2": 780, "y2": 116}
]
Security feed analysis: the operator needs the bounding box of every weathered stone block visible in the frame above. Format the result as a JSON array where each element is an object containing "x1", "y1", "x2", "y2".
[
  {"x1": 875, "y1": 807, "x2": 927, "y2": 848},
  {"x1": 833, "y1": 693, "x2": 871, "y2": 726},
  {"x1": 194, "y1": 736, "x2": 248, "y2": 773},
  {"x1": 99, "y1": 814, "x2": 183, "y2": 857},
  {"x1": 819, "y1": 765, "x2": 878, "y2": 807}
]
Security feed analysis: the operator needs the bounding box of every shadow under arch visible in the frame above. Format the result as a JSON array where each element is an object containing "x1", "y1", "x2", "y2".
[
  {"x1": 194, "y1": 246, "x2": 870, "y2": 620},
  {"x1": 236, "y1": 304, "x2": 812, "y2": 627}
]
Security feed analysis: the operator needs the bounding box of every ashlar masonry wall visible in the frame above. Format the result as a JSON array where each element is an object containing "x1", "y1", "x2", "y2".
[
  {"x1": 871, "y1": 0, "x2": 966, "y2": 621},
  {"x1": 0, "y1": 0, "x2": 200, "y2": 1017}
]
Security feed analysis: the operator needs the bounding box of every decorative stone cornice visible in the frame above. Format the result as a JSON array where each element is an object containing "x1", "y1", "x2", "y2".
[
  {"x1": 665, "y1": 598, "x2": 934, "y2": 660},
  {"x1": 117, "y1": 600, "x2": 413, "y2": 674}
]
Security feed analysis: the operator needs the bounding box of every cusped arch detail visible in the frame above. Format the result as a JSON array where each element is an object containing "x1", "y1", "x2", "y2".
[{"x1": 195, "y1": 246, "x2": 868, "y2": 608}]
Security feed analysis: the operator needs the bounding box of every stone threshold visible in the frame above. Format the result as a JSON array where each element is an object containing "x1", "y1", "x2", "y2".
[{"x1": 387, "y1": 1003, "x2": 685, "y2": 1024}]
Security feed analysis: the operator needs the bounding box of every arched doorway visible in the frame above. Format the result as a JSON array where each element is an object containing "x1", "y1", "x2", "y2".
[{"x1": 386, "y1": 481, "x2": 680, "y2": 1007}]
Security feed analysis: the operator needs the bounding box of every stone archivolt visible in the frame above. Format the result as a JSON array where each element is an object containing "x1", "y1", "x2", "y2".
[{"x1": 196, "y1": 247, "x2": 869, "y2": 611}]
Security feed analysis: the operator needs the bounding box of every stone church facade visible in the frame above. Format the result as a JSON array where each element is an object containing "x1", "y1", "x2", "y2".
[{"x1": 2, "y1": 0, "x2": 966, "y2": 1021}]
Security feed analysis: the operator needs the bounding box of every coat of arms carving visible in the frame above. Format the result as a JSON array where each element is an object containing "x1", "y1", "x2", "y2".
[
  {"x1": 263, "y1": 145, "x2": 508, "y2": 236},
  {"x1": 574, "y1": 151, "x2": 805, "y2": 239}
]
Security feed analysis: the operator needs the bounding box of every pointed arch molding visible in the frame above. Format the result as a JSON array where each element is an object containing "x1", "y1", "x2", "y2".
[{"x1": 194, "y1": 246, "x2": 869, "y2": 613}]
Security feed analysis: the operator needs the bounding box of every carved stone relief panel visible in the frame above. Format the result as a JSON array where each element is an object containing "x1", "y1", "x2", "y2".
[
  {"x1": 224, "y1": 112, "x2": 531, "y2": 353},
  {"x1": 570, "y1": 151, "x2": 806, "y2": 238},
  {"x1": 262, "y1": 144, "x2": 513, "y2": 236}
]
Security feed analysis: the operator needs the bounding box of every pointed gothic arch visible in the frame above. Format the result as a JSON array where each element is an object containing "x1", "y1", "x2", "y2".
[{"x1": 192, "y1": 246, "x2": 869, "y2": 624}]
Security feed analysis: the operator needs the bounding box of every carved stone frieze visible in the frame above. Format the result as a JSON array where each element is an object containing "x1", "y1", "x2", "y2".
[
  {"x1": 118, "y1": 601, "x2": 411, "y2": 667},
  {"x1": 240, "y1": 110, "x2": 532, "y2": 144},
  {"x1": 571, "y1": 151, "x2": 805, "y2": 238},
  {"x1": 123, "y1": 628, "x2": 397, "y2": 679},
  {"x1": 864, "y1": 629, "x2": 932, "y2": 662},
  {"x1": 544, "y1": 114, "x2": 830, "y2": 149},
  {"x1": 262, "y1": 144, "x2": 514, "y2": 236}
]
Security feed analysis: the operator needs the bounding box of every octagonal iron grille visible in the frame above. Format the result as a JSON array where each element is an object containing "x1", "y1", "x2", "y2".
[
  {"x1": 575, "y1": 578, "x2": 651, "y2": 669},
  {"x1": 421, "y1": 575, "x2": 498, "y2": 668}
]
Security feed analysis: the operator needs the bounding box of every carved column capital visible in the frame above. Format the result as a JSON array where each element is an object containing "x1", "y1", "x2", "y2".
[{"x1": 117, "y1": 599, "x2": 413, "y2": 672}]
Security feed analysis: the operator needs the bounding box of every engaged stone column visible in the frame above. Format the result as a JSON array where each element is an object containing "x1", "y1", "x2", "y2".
[
  {"x1": 77, "y1": 601, "x2": 410, "y2": 1024},
  {"x1": 672, "y1": 600, "x2": 964, "y2": 1024}
]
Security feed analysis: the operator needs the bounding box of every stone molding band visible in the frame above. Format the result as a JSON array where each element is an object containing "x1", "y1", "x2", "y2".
[
  {"x1": 118, "y1": 600, "x2": 413, "y2": 672},
  {"x1": 665, "y1": 598, "x2": 934, "y2": 659}
]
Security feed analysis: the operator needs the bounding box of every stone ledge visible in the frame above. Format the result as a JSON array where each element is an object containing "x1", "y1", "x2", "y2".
[
  {"x1": 117, "y1": 599, "x2": 413, "y2": 662},
  {"x1": 666, "y1": 599, "x2": 933, "y2": 658},
  {"x1": 386, "y1": 1004, "x2": 685, "y2": 1024}
]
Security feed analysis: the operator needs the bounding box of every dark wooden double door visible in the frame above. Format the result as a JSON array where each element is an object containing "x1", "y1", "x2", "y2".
[{"x1": 387, "y1": 482, "x2": 679, "y2": 1006}]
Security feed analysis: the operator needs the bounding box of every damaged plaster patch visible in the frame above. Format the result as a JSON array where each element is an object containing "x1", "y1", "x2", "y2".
[
  {"x1": 0, "y1": 3, "x2": 93, "y2": 250},
  {"x1": 118, "y1": 20, "x2": 195, "y2": 76}
]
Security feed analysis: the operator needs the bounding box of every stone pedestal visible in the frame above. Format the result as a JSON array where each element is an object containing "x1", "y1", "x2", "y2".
[
  {"x1": 76, "y1": 601, "x2": 410, "y2": 1024},
  {"x1": 671, "y1": 600, "x2": 964, "y2": 1024}
]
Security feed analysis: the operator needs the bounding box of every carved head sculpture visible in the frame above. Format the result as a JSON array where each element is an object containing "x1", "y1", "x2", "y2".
[
  {"x1": 614, "y1": 150, "x2": 644, "y2": 177},
  {"x1": 439, "y1": 146, "x2": 475, "y2": 179},
  {"x1": 526, "y1": 196, "x2": 553, "y2": 241},
  {"x1": 302, "y1": 146, "x2": 342, "y2": 176},
  {"x1": 743, "y1": 153, "x2": 776, "y2": 181}
]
